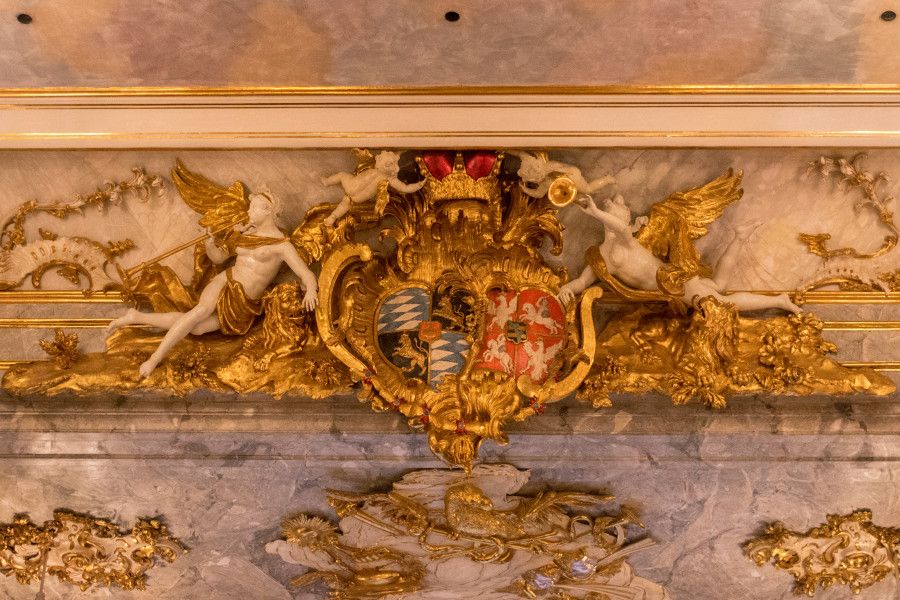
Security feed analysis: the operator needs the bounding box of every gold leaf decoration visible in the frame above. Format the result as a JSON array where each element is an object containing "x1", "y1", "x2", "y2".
[
  {"x1": 746, "y1": 510, "x2": 900, "y2": 596},
  {"x1": 0, "y1": 510, "x2": 185, "y2": 592}
]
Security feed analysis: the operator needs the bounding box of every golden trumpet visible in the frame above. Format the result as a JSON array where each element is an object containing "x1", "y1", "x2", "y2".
[{"x1": 547, "y1": 176, "x2": 590, "y2": 208}]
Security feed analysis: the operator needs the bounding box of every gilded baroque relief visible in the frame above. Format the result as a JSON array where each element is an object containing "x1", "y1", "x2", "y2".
[
  {"x1": 800, "y1": 154, "x2": 900, "y2": 293},
  {"x1": 266, "y1": 464, "x2": 669, "y2": 600},
  {"x1": 1, "y1": 150, "x2": 893, "y2": 469},
  {"x1": 0, "y1": 510, "x2": 184, "y2": 593},
  {"x1": 746, "y1": 510, "x2": 900, "y2": 596}
]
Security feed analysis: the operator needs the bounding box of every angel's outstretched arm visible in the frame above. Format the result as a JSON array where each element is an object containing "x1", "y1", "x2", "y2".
[
  {"x1": 204, "y1": 231, "x2": 230, "y2": 265},
  {"x1": 581, "y1": 200, "x2": 631, "y2": 236},
  {"x1": 389, "y1": 177, "x2": 426, "y2": 194},
  {"x1": 280, "y1": 244, "x2": 318, "y2": 310}
]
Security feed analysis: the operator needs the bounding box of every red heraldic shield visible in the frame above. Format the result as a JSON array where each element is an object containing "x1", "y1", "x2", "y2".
[{"x1": 476, "y1": 289, "x2": 566, "y2": 383}]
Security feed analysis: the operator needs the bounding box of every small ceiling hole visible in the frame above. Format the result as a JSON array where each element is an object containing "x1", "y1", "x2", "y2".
[
  {"x1": 881, "y1": 10, "x2": 897, "y2": 21},
  {"x1": 445, "y1": 11, "x2": 460, "y2": 22},
  {"x1": 16, "y1": 13, "x2": 32, "y2": 24}
]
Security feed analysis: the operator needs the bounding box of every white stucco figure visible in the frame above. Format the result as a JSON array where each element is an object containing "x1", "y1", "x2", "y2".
[
  {"x1": 107, "y1": 191, "x2": 318, "y2": 378},
  {"x1": 509, "y1": 150, "x2": 614, "y2": 199},
  {"x1": 558, "y1": 193, "x2": 802, "y2": 314},
  {"x1": 321, "y1": 150, "x2": 425, "y2": 226}
]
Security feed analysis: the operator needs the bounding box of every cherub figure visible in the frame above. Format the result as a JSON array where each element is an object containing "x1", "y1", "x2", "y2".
[
  {"x1": 558, "y1": 169, "x2": 802, "y2": 314},
  {"x1": 108, "y1": 163, "x2": 318, "y2": 378},
  {"x1": 321, "y1": 150, "x2": 425, "y2": 226},
  {"x1": 509, "y1": 150, "x2": 615, "y2": 199}
]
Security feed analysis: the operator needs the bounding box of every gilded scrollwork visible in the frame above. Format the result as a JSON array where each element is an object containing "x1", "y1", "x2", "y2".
[
  {"x1": 0, "y1": 510, "x2": 184, "y2": 592},
  {"x1": 800, "y1": 154, "x2": 898, "y2": 293},
  {"x1": 0, "y1": 167, "x2": 163, "y2": 292},
  {"x1": 746, "y1": 509, "x2": 900, "y2": 596},
  {"x1": 266, "y1": 464, "x2": 670, "y2": 600}
]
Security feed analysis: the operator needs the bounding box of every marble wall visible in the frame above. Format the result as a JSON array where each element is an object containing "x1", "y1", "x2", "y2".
[
  {"x1": 0, "y1": 1, "x2": 897, "y2": 87},
  {"x1": 0, "y1": 391, "x2": 898, "y2": 599}
]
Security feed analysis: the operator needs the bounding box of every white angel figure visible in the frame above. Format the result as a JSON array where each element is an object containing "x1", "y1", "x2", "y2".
[
  {"x1": 519, "y1": 296, "x2": 561, "y2": 334},
  {"x1": 488, "y1": 294, "x2": 518, "y2": 330},
  {"x1": 557, "y1": 170, "x2": 802, "y2": 314},
  {"x1": 509, "y1": 150, "x2": 615, "y2": 199},
  {"x1": 482, "y1": 334, "x2": 514, "y2": 375},
  {"x1": 106, "y1": 162, "x2": 318, "y2": 379},
  {"x1": 523, "y1": 338, "x2": 564, "y2": 381},
  {"x1": 321, "y1": 150, "x2": 425, "y2": 226}
]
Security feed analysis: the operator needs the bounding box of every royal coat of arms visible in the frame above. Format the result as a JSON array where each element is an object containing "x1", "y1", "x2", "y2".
[{"x1": 307, "y1": 151, "x2": 602, "y2": 470}]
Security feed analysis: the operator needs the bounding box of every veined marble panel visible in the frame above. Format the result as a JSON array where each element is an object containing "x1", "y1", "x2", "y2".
[
  {"x1": 0, "y1": 1, "x2": 896, "y2": 87},
  {"x1": 0, "y1": 393, "x2": 898, "y2": 599}
]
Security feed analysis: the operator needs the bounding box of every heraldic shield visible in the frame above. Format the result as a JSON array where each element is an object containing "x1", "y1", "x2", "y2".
[
  {"x1": 311, "y1": 150, "x2": 603, "y2": 470},
  {"x1": 377, "y1": 286, "x2": 472, "y2": 389},
  {"x1": 476, "y1": 289, "x2": 567, "y2": 384}
]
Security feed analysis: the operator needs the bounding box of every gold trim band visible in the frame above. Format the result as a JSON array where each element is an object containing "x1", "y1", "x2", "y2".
[
  {"x1": 0, "y1": 290, "x2": 896, "y2": 305},
  {"x1": 3, "y1": 84, "x2": 900, "y2": 97},
  {"x1": 0, "y1": 291, "x2": 125, "y2": 304},
  {"x1": 822, "y1": 322, "x2": 900, "y2": 331},
  {"x1": 0, "y1": 318, "x2": 109, "y2": 329}
]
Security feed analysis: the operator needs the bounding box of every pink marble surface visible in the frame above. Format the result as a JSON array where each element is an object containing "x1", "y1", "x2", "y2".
[{"x1": 0, "y1": 0, "x2": 895, "y2": 87}]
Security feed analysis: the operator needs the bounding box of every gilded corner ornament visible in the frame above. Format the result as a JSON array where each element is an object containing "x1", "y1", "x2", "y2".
[
  {"x1": 746, "y1": 510, "x2": 900, "y2": 596},
  {"x1": 0, "y1": 510, "x2": 185, "y2": 592},
  {"x1": 266, "y1": 464, "x2": 670, "y2": 600}
]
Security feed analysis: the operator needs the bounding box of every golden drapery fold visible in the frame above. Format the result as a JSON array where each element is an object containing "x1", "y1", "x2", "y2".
[{"x1": 216, "y1": 268, "x2": 263, "y2": 335}]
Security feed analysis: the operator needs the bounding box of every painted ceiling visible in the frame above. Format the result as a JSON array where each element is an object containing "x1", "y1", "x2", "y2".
[{"x1": 0, "y1": 0, "x2": 896, "y2": 88}]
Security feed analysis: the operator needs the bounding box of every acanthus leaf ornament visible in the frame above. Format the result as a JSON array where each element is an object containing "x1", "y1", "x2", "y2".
[
  {"x1": 0, "y1": 510, "x2": 185, "y2": 593},
  {"x1": 746, "y1": 509, "x2": 900, "y2": 596}
]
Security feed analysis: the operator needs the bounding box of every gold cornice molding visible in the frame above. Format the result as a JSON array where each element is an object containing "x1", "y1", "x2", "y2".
[{"x1": 3, "y1": 84, "x2": 900, "y2": 97}]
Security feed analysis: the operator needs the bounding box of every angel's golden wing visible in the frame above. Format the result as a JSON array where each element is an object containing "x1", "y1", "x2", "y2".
[
  {"x1": 635, "y1": 168, "x2": 743, "y2": 280},
  {"x1": 352, "y1": 148, "x2": 376, "y2": 174},
  {"x1": 171, "y1": 159, "x2": 249, "y2": 232}
]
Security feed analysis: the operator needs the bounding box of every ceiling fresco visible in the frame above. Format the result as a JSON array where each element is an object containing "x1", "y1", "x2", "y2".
[{"x1": 0, "y1": 0, "x2": 897, "y2": 88}]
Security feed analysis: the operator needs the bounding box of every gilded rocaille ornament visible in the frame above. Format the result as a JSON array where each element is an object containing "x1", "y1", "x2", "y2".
[
  {"x1": 0, "y1": 510, "x2": 185, "y2": 592},
  {"x1": 2, "y1": 150, "x2": 893, "y2": 468},
  {"x1": 800, "y1": 153, "x2": 898, "y2": 293},
  {"x1": 746, "y1": 509, "x2": 900, "y2": 596},
  {"x1": 37, "y1": 329, "x2": 80, "y2": 369},
  {"x1": 0, "y1": 167, "x2": 162, "y2": 292},
  {"x1": 266, "y1": 464, "x2": 670, "y2": 600}
]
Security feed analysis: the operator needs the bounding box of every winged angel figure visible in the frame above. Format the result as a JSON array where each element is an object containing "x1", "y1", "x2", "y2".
[
  {"x1": 108, "y1": 162, "x2": 318, "y2": 378},
  {"x1": 558, "y1": 169, "x2": 802, "y2": 314}
]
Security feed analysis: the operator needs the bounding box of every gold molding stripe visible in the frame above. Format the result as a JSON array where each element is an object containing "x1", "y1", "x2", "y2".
[
  {"x1": 840, "y1": 362, "x2": 900, "y2": 372},
  {"x1": 0, "y1": 360, "x2": 897, "y2": 372},
  {"x1": 0, "y1": 290, "x2": 895, "y2": 305},
  {"x1": 2, "y1": 85, "x2": 900, "y2": 97},
  {"x1": 3, "y1": 130, "x2": 900, "y2": 142},
  {"x1": 0, "y1": 318, "x2": 895, "y2": 332},
  {"x1": 0, "y1": 318, "x2": 109, "y2": 329},
  {"x1": 0, "y1": 291, "x2": 125, "y2": 304},
  {"x1": 822, "y1": 322, "x2": 900, "y2": 331}
]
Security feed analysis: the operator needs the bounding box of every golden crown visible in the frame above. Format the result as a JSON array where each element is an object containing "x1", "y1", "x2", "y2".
[{"x1": 415, "y1": 151, "x2": 503, "y2": 204}]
